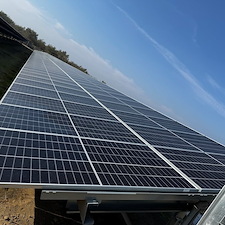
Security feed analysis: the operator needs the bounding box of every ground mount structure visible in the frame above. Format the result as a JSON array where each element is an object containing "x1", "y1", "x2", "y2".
[
  {"x1": 0, "y1": 16, "x2": 28, "y2": 43},
  {"x1": 0, "y1": 51, "x2": 225, "y2": 224}
]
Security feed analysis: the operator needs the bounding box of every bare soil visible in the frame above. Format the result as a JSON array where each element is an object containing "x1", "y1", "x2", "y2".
[
  {"x1": 0, "y1": 188, "x2": 34, "y2": 225},
  {"x1": 0, "y1": 188, "x2": 175, "y2": 225},
  {"x1": 0, "y1": 188, "x2": 127, "y2": 225}
]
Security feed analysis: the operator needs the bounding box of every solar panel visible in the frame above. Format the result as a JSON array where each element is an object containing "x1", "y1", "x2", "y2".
[
  {"x1": 0, "y1": 50, "x2": 225, "y2": 193},
  {"x1": 3, "y1": 92, "x2": 65, "y2": 112},
  {"x1": 0, "y1": 105, "x2": 77, "y2": 135},
  {"x1": 11, "y1": 83, "x2": 59, "y2": 99}
]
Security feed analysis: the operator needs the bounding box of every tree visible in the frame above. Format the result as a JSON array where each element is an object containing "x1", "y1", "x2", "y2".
[
  {"x1": 0, "y1": 11, "x2": 88, "y2": 74},
  {"x1": 36, "y1": 39, "x2": 46, "y2": 51},
  {"x1": 57, "y1": 50, "x2": 69, "y2": 62},
  {"x1": 0, "y1": 11, "x2": 15, "y2": 26},
  {"x1": 24, "y1": 28, "x2": 38, "y2": 46}
]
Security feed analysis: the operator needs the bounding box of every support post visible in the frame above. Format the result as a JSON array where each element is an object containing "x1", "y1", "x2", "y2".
[
  {"x1": 77, "y1": 199, "x2": 99, "y2": 225},
  {"x1": 179, "y1": 202, "x2": 209, "y2": 225}
]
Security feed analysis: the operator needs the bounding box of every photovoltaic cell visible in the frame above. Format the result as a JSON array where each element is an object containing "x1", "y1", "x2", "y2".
[
  {"x1": 174, "y1": 131, "x2": 225, "y2": 153},
  {"x1": 15, "y1": 77, "x2": 55, "y2": 90},
  {"x1": 129, "y1": 124, "x2": 199, "y2": 150},
  {"x1": 150, "y1": 117, "x2": 198, "y2": 135},
  {"x1": 71, "y1": 116, "x2": 142, "y2": 143},
  {"x1": 65, "y1": 102, "x2": 116, "y2": 120},
  {"x1": 19, "y1": 73, "x2": 52, "y2": 83},
  {"x1": 0, "y1": 105, "x2": 77, "y2": 135},
  {"x1": 3, "y1": 92, "x2": 66, "y2": 113},
  {"x1": 0, "y1": 129, "x2": 99, "y2": 185},
  {"x1": 53, "y1": 81, "x2": 82, "y2": 91},
  {"x1": 100, "y1": 100, "x2": 138, "y2": 114},
  {"x1": 210, "y1": 154, "x2": 225, "y2": 165},
  {"x1": 112, "y1": 110, "x2": 161, "y2": 128},
  {"x1": 82, "y1": 139, "x2": 191, "y2": 188},
  {"x1": 11, "y1": 83, "x2": 59, "y2": 99},
  {"x1": 0, "y1": 50, "x2": 225, "y2": 192},
  {"x1": 55, "y1": 86, "x2": 90, "y2": 97},
  {"x1": 59, "y1": 92, "x2": 101, "y2": 106},
  {"x1": 156, "y1": 147, "x2": 225, "y2": 189},
  {"x1": 132, "y1": 107, "x2": 171, "y2": 120}
]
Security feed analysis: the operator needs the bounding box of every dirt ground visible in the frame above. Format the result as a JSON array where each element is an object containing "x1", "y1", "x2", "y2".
[
  {"x1": 0, "y1": 188, "x2": 84, "y2": 225},
  {"x1": 0, "y1": 188, "x2": 175, "y2": 225},
  {"x1": 0, "y1": 188, "x2": 34, "y2": 225},
  {"x1": 0, "y1": 188, "x2": 126, "y2": 225}
]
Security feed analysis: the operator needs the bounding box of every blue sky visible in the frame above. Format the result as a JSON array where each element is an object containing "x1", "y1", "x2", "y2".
[{"x1": 1, "y1": 0, "x2": 225, "y2": 145}]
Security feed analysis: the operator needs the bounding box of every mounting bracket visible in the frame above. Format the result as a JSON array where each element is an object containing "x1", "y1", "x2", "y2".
[{"x1": 77, "y1": 199, "x2": 99, "y2": 225}]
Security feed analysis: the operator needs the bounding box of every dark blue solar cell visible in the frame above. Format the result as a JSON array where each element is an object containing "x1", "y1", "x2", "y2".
[
  {"x1": 0, "y1": 105, "x2": 77, "y2": 135},
  {"x1": 3, "y1": 92, "x2": 66, "y2": 113},
  {"x1": 22, "y1": 170, "x2": 30, "y2": 183},
  {"x1": 11, "y1": 169, "x2": 21, "y2": 182},
  {"x1": 0, "y1": 156, "x2": 4, "y2": 167},
  {"x1": 11, "y1": 83, "x2": 59, "y2": 99},
  {"x1": 32, "y1": 170, "x2": 40, "y2": 183},
  {"x1": 49, "y1": 171, "x2": 58, "y2": 183},
  {"x1": 41, "y1": 171, "x2": 49, "y2": 183},
  {"x1": 58, "y1": 172, "x2": 67, "y2": 184},
  {"x1": 40, "y1": 159, "x2": 48, "y2": 169},
  {"x1": 15, "y1": 78, "x2": 55, "y2": 90},
  {"x1": 1, "y1": 50, "x2": 225, "y2": 192}
]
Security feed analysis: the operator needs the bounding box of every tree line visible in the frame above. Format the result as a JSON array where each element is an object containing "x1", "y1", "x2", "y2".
[{"x1": 0, "y1": 11, "x2": 88, "y2": 74}]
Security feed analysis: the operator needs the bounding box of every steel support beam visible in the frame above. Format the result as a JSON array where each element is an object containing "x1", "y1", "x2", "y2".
[
  {"x1": 171, "y1": 202, "x2": 209, "y2": 225},
  {"x1": 77, "y1": 199, "x2": 99, "y2": 225}
]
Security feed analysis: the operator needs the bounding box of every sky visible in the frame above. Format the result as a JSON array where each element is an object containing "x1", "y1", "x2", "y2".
[{"x1": 1, "y1": 0, "x2": 225, "y2": 145}]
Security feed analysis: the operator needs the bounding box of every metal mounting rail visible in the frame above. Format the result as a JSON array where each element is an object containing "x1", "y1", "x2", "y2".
[
  {"x1": 41, "y1": 189, "x2": 215, "y2": 225},
  {"x1": 197, "y1": 185, "x2": 225, "y2": 225}
]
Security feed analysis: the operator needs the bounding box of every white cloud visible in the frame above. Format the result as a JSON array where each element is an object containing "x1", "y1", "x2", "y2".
[
  {"x1": 0, "y1": 0, "x2": 148, "y2": 104},
  {"x1": 192, "y1": 23, "x2": 198, "y2": 45},
  {"x1": 207, "y1": 75, "x2": 224, "y2": 93},
  {"x1": 1, "y1": 0, "x2": 46, "y2": 28},
  {"x1": 115, "y1": 4, "x2": 225, "y2": 118},
  {"x1": 66, "y1": 39, "x2": 145, "y2": 100},
  {"x1": 55, "y1": 22, "x2": 65, "y2": 31}
]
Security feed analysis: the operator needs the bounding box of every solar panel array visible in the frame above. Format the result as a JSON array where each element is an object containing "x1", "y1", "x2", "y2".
[{"x1": 0, "y1": 50, "x2": 225, "y2": 192}]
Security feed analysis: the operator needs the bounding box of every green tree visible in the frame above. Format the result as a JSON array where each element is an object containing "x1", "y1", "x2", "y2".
[
  {"x1": 0, "y1": 11, "x2": 15, "y2": 26},
  {"x1": 24, "y1": 28, "x2": 38, "y2": 46},
  {"x1": 0, "y1": 11, "x2": 88, "y2": 74},
  {"x1": 36, "y1": 39, "x2": 46, "y2": 51}
]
